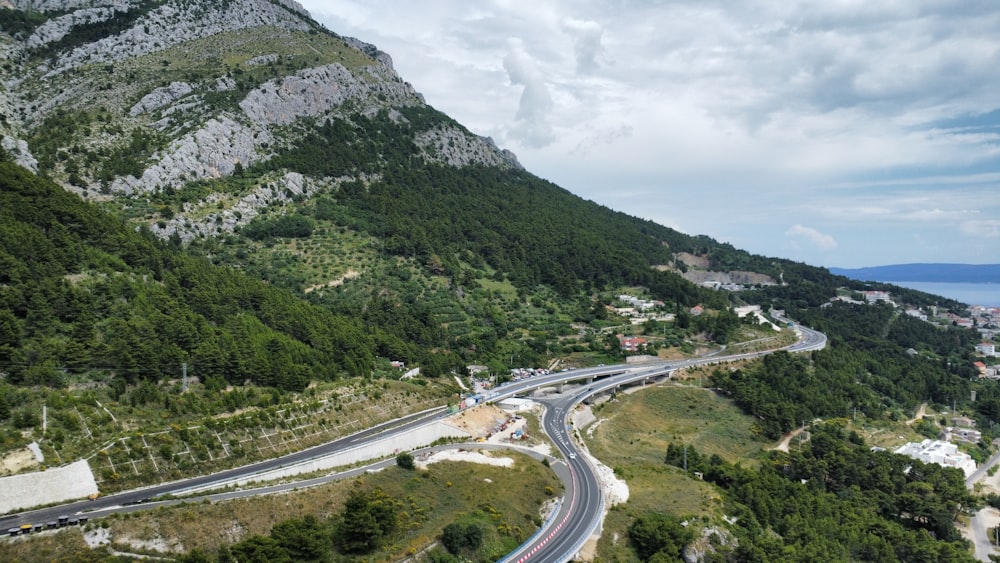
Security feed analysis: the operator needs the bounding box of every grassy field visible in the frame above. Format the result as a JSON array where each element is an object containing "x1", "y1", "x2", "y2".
[
  {"x1": 0, "y1": 528, "x2": 101, "y2": 562},
  {"x1": 0, "y1": 451, "x2": 561, "y2": 562},
  {"x1": 583, "y1": 382, "x2": 769, "y2": 562},
  {"x1": 588, "y1": 384, "x2": 766, "y2": 466},
  {"x1": 724, "y1": 324, "x2": 797, "y2": 354}
]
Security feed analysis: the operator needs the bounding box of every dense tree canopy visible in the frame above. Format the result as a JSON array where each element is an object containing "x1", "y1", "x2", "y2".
[
  {"x1": 0, "y1": 162, "x2": 376, "y2": 391},
  {"x1": 261, "y1": 109, "x2": 723, "y2": 304},
  {"x1": 664, "y1": 424, "x2": 976, "y2": 562}
]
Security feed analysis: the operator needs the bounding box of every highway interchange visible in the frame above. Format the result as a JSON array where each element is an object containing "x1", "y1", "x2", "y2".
[{"x1": 2, "y1": 321, "x2": 827, "y2": 561}]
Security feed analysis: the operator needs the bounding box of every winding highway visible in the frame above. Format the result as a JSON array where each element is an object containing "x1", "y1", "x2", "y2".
[
  {"x1": 1, "y1": 319, "x2": 826, "y2": 560},
  {"x1": 0, "y1": 406, "x2": 450, "y2": 531},
  {"x1": 500, "y1": 319, "x2": 826, "y2": 562}
]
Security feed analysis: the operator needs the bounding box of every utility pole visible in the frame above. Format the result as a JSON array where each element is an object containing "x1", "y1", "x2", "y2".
[
  {"x1": 181, "y1": 362, "x2": 188, "y2": 392},
  {"x1": 42, "y1": 405, "x2": 46, "y2": 436},
  {"x1": 683, "y1": 444, "x2": 688, "y2": 472}
]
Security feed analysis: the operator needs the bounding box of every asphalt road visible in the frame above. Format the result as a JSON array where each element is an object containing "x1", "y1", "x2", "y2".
[
  {"x1": 500, "y1": 318, "x2": 825, "y2": 563},
  {"x1": 0, "y1": 405, "x2": 448, "y2": 531},
  {"x1": 966, "y1": 449, "x2": 1000, "y2": 561},
  {"x1": 970, "y1": 508, "x2": 997, "y2": 561},
  {"x1": 3, "y1": 316, "x2": 826, "y2": 559},
  {"x1": 967, "y1": 449, "x2": 1000, "y2": 488}
]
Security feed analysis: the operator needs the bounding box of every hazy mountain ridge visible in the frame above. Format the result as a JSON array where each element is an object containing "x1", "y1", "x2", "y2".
[{"x1": 830, "y1": 263, "x2": 1000, "y2": 284}]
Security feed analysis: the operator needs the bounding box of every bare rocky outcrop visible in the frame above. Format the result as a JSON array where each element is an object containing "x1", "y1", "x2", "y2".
[
  {"x1": 114, "y1": 58, "x2": 423, "y2": 195},
  {"x1": 274, "y1": 0, "x2": 309, "y2": 17},
  {"x1": 416, "y1": 126, "x2": 523, "y2": 170},
  {"x1": 342, "y1": 36, "x2": 395, "y2": 69},
  {"x1": 25, "y1": 5, "x2": 128, "y2": 50},
  {"x1": 129, "y1": 81, "x2": 193, "y2": 116},
  {"x1": 683, "y1": 526, "x2": 736, "y2": 563},
  {"x1": 239, "y1": 62, "x2": 421, "y2": 126},
  {"x1": 1, "y1": 135, "x2": 38, "y2": 172},
  {"x1": 245, "y1": 53, "x2": 279, "y2": 66},
  {"x1": 7, "y1": 0, "x2": 114, "y2": 10},
  {"x1": 111, "y1": 115, "x2": 270, "y2": 194},
  {"x1": 39, "y1": 0, "x2": 314, "y2": 76},
  {"x1": 151, "y1": 171, "x2": 311, "y2": 242}
]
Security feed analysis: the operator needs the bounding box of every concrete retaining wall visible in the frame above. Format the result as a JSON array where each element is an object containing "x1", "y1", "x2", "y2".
[
  {"x1": 186, "y1": 420, "x2": 471, "y2": 491},
  {"x1": 0, "y1": 460, "x2": 98, "y2": 514}
]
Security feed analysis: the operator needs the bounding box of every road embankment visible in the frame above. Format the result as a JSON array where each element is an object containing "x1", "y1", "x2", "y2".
[{"x1": 180, "y1": 420, "x2": 470, "y2": 493}]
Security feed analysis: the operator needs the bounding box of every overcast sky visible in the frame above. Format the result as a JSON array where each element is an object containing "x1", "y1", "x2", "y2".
[{"x1": 298, "y1": 0, "x2": 1000, "y2": 269}]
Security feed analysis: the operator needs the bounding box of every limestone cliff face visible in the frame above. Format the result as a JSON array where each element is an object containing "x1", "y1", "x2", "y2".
[
  {"x1": 0, "y1": 0, "x2": 521, "y2": 241},
  {"x1": 10, "y1": 0, "x2": 311, "y2": 75}
]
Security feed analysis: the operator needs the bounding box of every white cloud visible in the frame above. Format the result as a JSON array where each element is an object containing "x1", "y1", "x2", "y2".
[
  {"x1": 502, "y1": 38, "x2": 555, "y2": 147},
  {"x1": 562, "y1": 18, "x2": 604, "y2": 73},
  {"x1": 570, "y1": 123, "x2": 633, "y2": 155},
  {"x1": 297, "y1": 0, "x2": 1000, "y2": 266},
  {"x1": 785, "y1": 225, "x2": 838, "y2": 250},
  {"x1": 961, "y1": 220, "x2": 1000, "y2": 239}
]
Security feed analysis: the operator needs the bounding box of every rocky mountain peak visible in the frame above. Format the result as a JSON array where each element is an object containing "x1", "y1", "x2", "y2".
[{"x1": 0, "y1": 0, "x2": 521, "y2": 242}]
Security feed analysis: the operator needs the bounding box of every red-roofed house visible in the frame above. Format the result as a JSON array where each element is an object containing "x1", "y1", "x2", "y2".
[{"x1": 618, "y1": 335, "x2": 647, "y2": 352}]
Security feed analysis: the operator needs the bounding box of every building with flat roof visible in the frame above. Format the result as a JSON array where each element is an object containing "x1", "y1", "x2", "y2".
[
  {"x1": 863, "y1": 290, "x2": 891, "y2": 303},
  {"x1": 894, "y1": 439, "x2": 976, "y2": 477}
]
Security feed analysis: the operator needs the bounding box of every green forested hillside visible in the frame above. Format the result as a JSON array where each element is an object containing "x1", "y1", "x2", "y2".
[
  {"x1": 666, "y1": 424, "x2": 976, "y2": 562},
  {"x1": 711, "y1": 301, "x2": 980, "y2": 439},
  {"x1": 183, "y1": 106, "x2": 717, "y2": 302},
  {"x1": 0, "y1": 160, "x2": 378, "y2": 391}
]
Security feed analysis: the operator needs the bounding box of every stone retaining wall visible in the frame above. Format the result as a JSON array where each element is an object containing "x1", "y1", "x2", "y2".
[{"x1": 0, "y1": 460, "x2": 98, "y2": 515}]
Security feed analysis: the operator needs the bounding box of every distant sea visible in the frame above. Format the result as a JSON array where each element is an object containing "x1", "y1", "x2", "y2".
[{"x1": 890, "y1": 281, "x2": 1000, "y2": 307}]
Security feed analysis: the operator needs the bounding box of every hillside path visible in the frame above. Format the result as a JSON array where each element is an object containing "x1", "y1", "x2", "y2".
[
  {"x1": 906, "y1": 402, "x2": 928, "y2": 425},
  {"x1": 774, "y1": 428, "x2": 805, "y2": 452}
]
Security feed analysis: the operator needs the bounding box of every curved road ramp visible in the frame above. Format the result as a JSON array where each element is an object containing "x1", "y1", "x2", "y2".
[{"x1": 0, "y1": 460, "x2": 98, "y2": 514}]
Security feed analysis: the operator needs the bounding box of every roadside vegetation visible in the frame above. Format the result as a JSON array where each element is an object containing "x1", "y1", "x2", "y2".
[
  {"x1": 584, "y1": 296, "x2": 989, "y2": 562},
  {"x1": 0, "y1": 376, "x2": 454, "y2": 492},
  {"x1": 586, "y1": 383, "x2": 980, "y2": 561},
  {"x1": 0, "y1": 452, "x2": 561, "y2": 562},
  {"x1": 585, "y1": 384, "x2": 764, "y2": 561}
]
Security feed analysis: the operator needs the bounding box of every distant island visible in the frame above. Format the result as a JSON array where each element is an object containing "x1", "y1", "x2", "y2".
[{"x1": 829, "y1": 263, "x2": 1000, "y2": 284}]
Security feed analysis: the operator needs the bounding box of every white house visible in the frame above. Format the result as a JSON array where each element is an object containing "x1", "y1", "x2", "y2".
[
  {"x1": 894, "y1": 439, "x2": 976, "y2": 477},
  {"x1": 863, "y1": 290, "x2": 891, "y2": 304},
  {"x1": 976, "y1": 342, "x2": 997, "y2": 357}
]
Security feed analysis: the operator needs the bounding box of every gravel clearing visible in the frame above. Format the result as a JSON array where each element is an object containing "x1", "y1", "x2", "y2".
[{"x1": 415, "y1": 449, "x2": 514, "y2": 468}]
